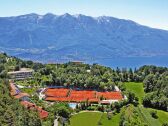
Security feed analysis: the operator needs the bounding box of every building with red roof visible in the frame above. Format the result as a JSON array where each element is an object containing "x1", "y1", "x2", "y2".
[
  {"x1": 10, "y1": 82, "x2": 30, "y2": 100},
  {"x1": 21, "y1": 101, "x2": 48, "y2": 119},
  {"x1": 10, "y1": 82, "x2": 48, "y2": 119}
]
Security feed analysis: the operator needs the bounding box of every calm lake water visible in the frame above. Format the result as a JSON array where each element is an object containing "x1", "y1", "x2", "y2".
[
  {"x1": 85, "y1": 57, "x2": 168, "y2": 69},
  {"x1": 21, "y1": 56, "x2": 168, "y2": 69}
]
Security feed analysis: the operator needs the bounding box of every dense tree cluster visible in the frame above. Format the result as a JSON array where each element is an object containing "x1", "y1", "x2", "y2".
[
  {"x1": 16, "y1": 63, "x2": 153, "y2": 91},
  {"x1": 143, "y1": 71, "x2": 168, "y2": 111},
  {"x1": 45, "y1": 103, "x2": 72, "y2": 126}
]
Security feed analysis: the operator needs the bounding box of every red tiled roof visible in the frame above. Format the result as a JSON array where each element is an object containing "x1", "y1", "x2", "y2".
[
  {"x1": 10, "y1": 83, "x2": 18, "y2": 96},
  {"x1": 10, "y1": 82, "x2": 29, "y2": 99},
  {"x1": 21, "y1": 101, "x2": 48, "y2": 119},
  {"x1": 10, "y1": 82, "x2": 48, "y2": 119},
  {"x1": 14, "y1": 93, "x2": 29, "y2": 99},
  {"x1": 39, "y1": 109, "x2": 49, "y2": 119}
]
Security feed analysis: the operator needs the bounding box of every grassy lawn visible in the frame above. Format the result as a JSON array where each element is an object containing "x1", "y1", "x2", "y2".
[
  {"x1": 125, "y1": 82, "x2": 168, "y2": 126},
  {"x1": 136, "y1": 105, "x2": 168, "y2": 126},
  {"x1": 124, "y1": 82, "x2": 145, "y2": 104},
  {"x1": 20, "y1": 88, "x2": 36, "y2": 95},
  {"x1": 69, "y1": 112, "x2": 102, "y2": 126},
  {"x1": 100, "y1": 112, "x2": 121, "y2": 126},
  {"x1": 69, "y1": 111, "x2": 122, "y2": 126},
  {"x1": 156, "y1": 109, "x2": 168, "y2": 124},
  {"x1": 146, "y1": 107, "x2": 168, "y2": 126}
]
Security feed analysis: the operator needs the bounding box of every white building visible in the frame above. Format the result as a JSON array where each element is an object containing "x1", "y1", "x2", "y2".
[{"x1": 8, "y1": 68, "x2": 34, "y2": 80}]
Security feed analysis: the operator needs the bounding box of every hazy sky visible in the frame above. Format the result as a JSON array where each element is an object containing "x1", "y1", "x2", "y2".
[{"x1": 0, "y1": 0, "x2": 168, "y2": 30}]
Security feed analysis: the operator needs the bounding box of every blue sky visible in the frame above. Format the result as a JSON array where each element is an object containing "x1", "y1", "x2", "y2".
[{"x1": 0, "y1": 0, "x2": 168, "y2": 30}]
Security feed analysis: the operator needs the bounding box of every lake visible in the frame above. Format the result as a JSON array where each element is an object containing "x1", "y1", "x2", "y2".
[{"x1": 85, "y1": 56, "x2": 168, "y2": 69}]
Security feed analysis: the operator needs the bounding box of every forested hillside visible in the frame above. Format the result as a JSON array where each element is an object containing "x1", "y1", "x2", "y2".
[
  {"x1": 0, "y1": 80, "x2": 41, "y2": 126},
  {"x1": 143, "y1": 67, "x2": 168, "y2": 111},
  {"x1": 0, "y1": 53, "x2": 43, "y2": 125},
  {"x1": 0, "y1": 53, "x2": 168, "y2": 126},
  {"x1": 1, "y1": 53, "x2": 168, "y2": 111}
]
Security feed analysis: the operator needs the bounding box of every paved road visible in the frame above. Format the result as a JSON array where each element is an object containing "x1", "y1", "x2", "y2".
[{"x1": 54, "y1": 117, "x2": 58, "y2": 126}]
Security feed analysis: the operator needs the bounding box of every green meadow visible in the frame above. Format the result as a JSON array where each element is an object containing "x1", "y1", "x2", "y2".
[
  {"x1": 124, "y1": 82, "x2": 145, "y2": 103},
  {"x1": 69, "y1": 112, "x2": 102, "y2": 126},
  {"x1": 69, "y1": 111, "x2": 122, "y2": 126}
]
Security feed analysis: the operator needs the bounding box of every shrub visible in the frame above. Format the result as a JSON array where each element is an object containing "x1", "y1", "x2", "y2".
[
  {"x1": 162, "y1": 123, "x2": 168, "y2": 126},
  {"x1": 87, "y1": 106, "x2": 95, "y2": 111},
  {"x1": 150, "y1": 110, "x2": 158, "y2": 119},
  {"x1": 75, "y1": 108, "x2": 80, "y2": 113},
  {"x1": 107, "y1": 112, "x2": 112, "y2": 120},
  {"x1": 97, "y1": 121, "x2": 102, "y2": 125}
]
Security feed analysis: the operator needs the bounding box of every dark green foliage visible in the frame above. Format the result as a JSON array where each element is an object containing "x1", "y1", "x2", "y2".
[
  {"x1": 143, "y1": 70, "x2": 168, "y2": 111},
  {"x1": 150, "y1": 110, "x2": 158, "y2": 119},
  {"x1": 127, "y1": 91, "x2": 139, "y2": 106},
  {"x1": 162, "y1": 123, "x2": 168, "y2": 126},
  {"x1": 120, "y1": 105, "x2": 147, "y2": 126},
  {"x1": 47, "y1": 103, "x2": 72, "y2": 118},
  {"x1": 0, "y1": 80, "x2": 41, "y2": 126},
  {"x1": 114, "y1": 102, "x2": 120, "y2": 113}
]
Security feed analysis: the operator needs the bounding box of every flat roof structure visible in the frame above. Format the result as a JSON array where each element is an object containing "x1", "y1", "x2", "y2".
[{"x1": 8, "y1": 68, "x2": 34, "y2": 80}]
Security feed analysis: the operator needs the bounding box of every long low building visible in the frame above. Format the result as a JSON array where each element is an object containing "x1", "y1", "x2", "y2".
[
  {"x1": 8, "y1": 68, "x2": 34, "y2": 80},
  {"x1": 10, "y1": 82, "x2": 48, "y2": 119},
  {"x1": 10, "y1": 82, "x2": 30, "y2": 101},
  {"x1": 21, "y1": 101, "x2": 48, "y2": 119}
]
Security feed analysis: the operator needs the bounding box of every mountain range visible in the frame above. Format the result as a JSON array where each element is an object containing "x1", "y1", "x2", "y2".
[{"x1": 0, "y1": 13, "x2": 168, "y2": 63}]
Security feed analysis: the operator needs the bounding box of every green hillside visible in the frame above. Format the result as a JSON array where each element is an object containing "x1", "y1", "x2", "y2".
[
  {"x1": 137, "y1": 106, "x2": 168, "y2": 126},
  {"x1": 124, "y1": 82, "x2": 145, "y2": 103}
]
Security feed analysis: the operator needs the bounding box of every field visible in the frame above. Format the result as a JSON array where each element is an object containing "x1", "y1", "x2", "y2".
[
  {"x1": 137, "y1": 106, "x2": 168, "y2": 126},
  {"x1": 100, "y1": 111, "x2": 121, "y2": 126},
  {"x1": 124, "y1": 82, "x2": 168, "y2": 126},
  {"x1": 124, "y1": 82, "x2": 145, "y2": 103},
  {"x1": 69, "y1": 112, "x2": 102, "y2": 126},
  {"x1": 69, "y1": 111, "x2": 122, "y2": 126}
]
